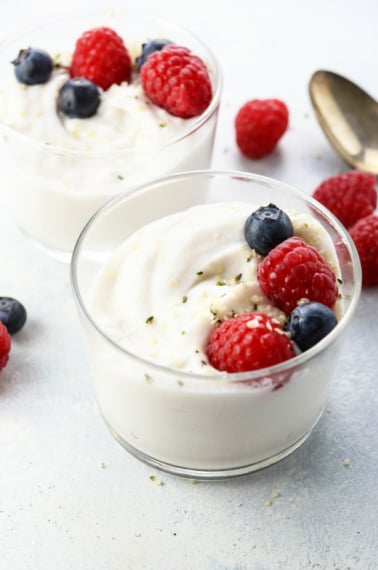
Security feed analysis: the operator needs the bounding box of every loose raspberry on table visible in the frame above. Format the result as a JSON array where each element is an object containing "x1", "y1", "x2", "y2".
[
  {"x1": 349, "y1": 214, "x2": 378, "y2": 286},
  {"x1": 141, "y1": 45, "x2": 212, "y2": 118},
  {"x1": 312, "y1": 170, "x2": 377, "y2": 229},
  {"x1": 69, "y1": 27, "x2": 132, "y2": 91},
  {"x1": 235, "y1": 98, "x2": 289, "y2": 159},
  {"x1": 0, "y1": 321, "x2": 11, "y2": 371},
  {"x1": 206, "y1": 312, "x2": 295, "y2": 373},
  {"x1": 257, "y1": 236, "x2": 338, "y2": 314}
]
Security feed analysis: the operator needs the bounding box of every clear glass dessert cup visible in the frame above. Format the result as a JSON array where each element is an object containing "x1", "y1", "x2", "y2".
[
  {"x1": 71, "y1": 170, "x2": 362, "y2": 480},
  {"x1": 0, "y1": 10, "x2": 222, "y2": 262}
]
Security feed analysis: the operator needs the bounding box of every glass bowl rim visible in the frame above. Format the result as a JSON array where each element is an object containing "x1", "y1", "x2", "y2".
[{"x1": 70, "y1": 168, "x2": 362, "y2": 385}]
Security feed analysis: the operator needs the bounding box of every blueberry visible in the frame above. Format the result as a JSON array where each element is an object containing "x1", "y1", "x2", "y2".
[
  {"x1": 135, "y1": 38, "x2": 173, "y2": 71},
  {"x1": 284, "y1": 302, "x2": 337, "y2": 351},
  {"x1": 0, "y1": 297, "x2": 27, "y2": 334},
  {"x1": 58, "y1": 78, "x2": 101, "y2": 119},
  {"x1": 244, "y1": 203, "x2": 293, "y2": 256},
  {"x1": 12, "y1": 47, "x2": 53, "y2": 85}
]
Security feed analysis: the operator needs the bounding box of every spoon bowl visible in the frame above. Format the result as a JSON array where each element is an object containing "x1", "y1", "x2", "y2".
[{"x1": 309, "y1": 70, "x2": 378, "y2": 174}]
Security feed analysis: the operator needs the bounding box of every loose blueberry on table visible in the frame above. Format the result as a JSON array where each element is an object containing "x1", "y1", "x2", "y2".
[{"x1": 0, "y1": 296, "x2": 27, "y2": 335}]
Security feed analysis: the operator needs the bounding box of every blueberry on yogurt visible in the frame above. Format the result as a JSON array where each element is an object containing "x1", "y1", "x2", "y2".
[
  {"x1": 135, "y1": 38, "x2": 173, "y2": 71},
  {"x1": 244, "y1": 203, "x2": 293, "y2": 256},
  {"x1": 12, "y1": 47, "x2": 53, "y2": 85},
  {"x1": 0, "y1": 297, "x2": 27, "y2": 334},
  {"x1": 285, "y1": 301, "x2": 337, "y2": 351},
  {"x1": 58, "y1": 78, "x2": 101, "y2": 118}
]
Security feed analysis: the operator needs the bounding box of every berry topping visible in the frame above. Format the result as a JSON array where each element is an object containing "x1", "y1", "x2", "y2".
[
  {"x1": 141, "y1": 45, "x2": 212, "y2": 118},
  {"x1": 12, "y1": 47, "x2": 53, "y2": 85},
  {"x1": 284, "y1": 301, "x2": 337, "y2": 351},
  {"x1": 206, "y1": 312, "x2": 295, "y2": 373},
  {"x1": 244, "y1": 203, "x2": 293, "y2": 256},
  {"x1": 257, "y1": 236, "x2": 338, "y2": 314},
  {"x1": 0, "y1": 322, "x2": 11, "y2": 371},
  {"x1": 235, "y1": 98, "x2": 289, "y2": 159},
  {"x1": 135, "y1": 38, "x2": 173, "y2": 71},
  {"x1": 58, "y1": 78, "x2": 101, "y2": 118},
  {"x1": 349, "y1": 214, "x2": 378, "y2": 286},
  {"x1": 69, "y1": 27, "x2": 132, "y2": 91},
  {"x1": 312, "y1": 170, "x2": 377, "y2": 229},
  {"x1": 0, "y1": 297, "x2": 27, "y2": 335}
]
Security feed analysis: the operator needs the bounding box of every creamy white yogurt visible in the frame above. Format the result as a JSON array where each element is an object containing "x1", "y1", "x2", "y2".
[
  {"x1": 90, "y1": 201, "x2": 342, "y2": 373},
  {"x1": 84, "y1": 201, "x2": 344, "y2": 473},
  {"x1": 0, "y1": 57, "x2": 218, "y2": 257},
  {"x1": 0, "y1": 66, "x2": 203, "y2": 150}
]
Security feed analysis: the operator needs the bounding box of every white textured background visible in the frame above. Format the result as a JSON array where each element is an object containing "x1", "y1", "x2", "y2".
[{"x1": 0, "y1": 1, "x2": 377, "y2": 569}]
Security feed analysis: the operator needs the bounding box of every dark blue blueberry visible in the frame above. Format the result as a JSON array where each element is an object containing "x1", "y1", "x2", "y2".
[
  {"x1": 244, "y1": 203, "x2": 293, "y2": 256},
  {"x1": 284, "y1": 302, "x2": 337, "y2": 351},
  {"x1": 0, "y1": 297, "x2": 27, "y2": 334},
  {"x1": 58, "y1": 78, "x2": 101, "y2": 119},
  {"x1": 135, "y1": 38, "x2": 173, "y2": 71},
  {"x1": 12, "y1": 47, "x2": 53, "y2": 85}
]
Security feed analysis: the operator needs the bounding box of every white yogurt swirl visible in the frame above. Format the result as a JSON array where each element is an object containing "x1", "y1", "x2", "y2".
[
  {"x1": 90, "y1": 201, "x2": 342, "y2": 373},
  {"x1": 0, "y1": 66, "x2": 197, "y2": 150}
]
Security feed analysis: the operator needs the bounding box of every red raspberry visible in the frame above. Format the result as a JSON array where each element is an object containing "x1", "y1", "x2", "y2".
[
  {"x1": 349, "y1": 214, "x2": 378, "y2": 286},
  {"x1": 312, "y1": 170, "x2": 377, "y2": 229},
  {"x1": 141, "y1": 45, "x2": 212, "y2": 118},
  {"x1": 235, "y1": 99, "x2": 289, "y2": 159},
  {"x1": 206, "y1": 312, "x2": 295, "y2": 373},
  {"x1": 257, "y1": 237, "x2": 338, "y2": 314},
  {"x1": 0, "y1": 322, "x2": 11, "y2": 371},
  {"x1": 69, "y1": 27, "x2": 132, "y2": 91}
]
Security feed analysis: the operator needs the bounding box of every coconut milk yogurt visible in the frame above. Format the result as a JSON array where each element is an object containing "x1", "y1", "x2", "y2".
[
  {"x1": 85, "y1": 201, "x2": 344, "y2": 475},
  {"x1": 0, "y1": 51, "x2": 219, "y2": 258}
]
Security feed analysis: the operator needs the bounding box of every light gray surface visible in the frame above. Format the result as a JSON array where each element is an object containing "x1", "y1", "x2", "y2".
[{"x1": 1, "y1": 1, "x2": 377, "y2": 569}]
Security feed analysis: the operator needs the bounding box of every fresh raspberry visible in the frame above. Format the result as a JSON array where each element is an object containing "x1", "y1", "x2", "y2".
[
  {"x1": 0, "y1": 322, "x2": 11, "y2": 371},
  {"x1": 69, "y1": 27, "x2": 132, "y2": 91},
  {"x1": 349, "y1": 215, "x2": 378, "y2": 286},
  {"x1": 257, "y1": 237, "x2": 338, "y2": 314},
  {"x1": 206, "y1": 312, "x2": 295, "y2": 373},
  {"x1": 235, "y1": 99, "x2": 289, "y2": 159},
  {"x1": 141, "y1": 45, "x2": 212, "y2": 118},
  {"x1": 312, "y1": 170, "x2": 377, "y2": 229}
]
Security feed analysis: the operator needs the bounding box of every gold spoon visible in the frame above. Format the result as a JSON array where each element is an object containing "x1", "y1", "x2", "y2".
[{"x1": 309, "y1": 70, "x2": 378, "y2": 174}]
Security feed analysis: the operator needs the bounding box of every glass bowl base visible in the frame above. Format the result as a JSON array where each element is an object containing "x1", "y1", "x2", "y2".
[{"x1": 102, "y1": 412, "x2": 323, "y2": 481}]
